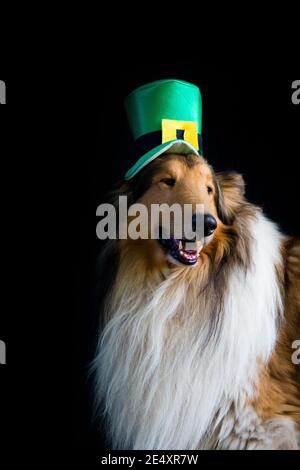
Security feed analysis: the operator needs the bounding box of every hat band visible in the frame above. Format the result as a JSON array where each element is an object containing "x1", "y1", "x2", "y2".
[{"x1": 133, "y1": 131, "x2": 203, "y2": 160}]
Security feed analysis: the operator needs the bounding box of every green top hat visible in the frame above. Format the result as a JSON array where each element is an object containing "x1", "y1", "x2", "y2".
[{"x1": 124, "y1": 79, "x2": 203, "y2": 180}]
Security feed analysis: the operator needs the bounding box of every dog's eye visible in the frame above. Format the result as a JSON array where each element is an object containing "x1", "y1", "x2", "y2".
[
  {"x1": 207, "y1": 186, "x2": 213, "y2": 194},
  {"x1": 161, "y1": 178, "x2": 176, "y2": 187}
]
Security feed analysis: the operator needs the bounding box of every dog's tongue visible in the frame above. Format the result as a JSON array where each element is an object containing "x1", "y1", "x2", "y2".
[
  {"x1": 179, "y1": 249, "x2": 198, "y2": 262},
  {"x1": 179, "y1": 240, "x2": 203, "y2": 262}
]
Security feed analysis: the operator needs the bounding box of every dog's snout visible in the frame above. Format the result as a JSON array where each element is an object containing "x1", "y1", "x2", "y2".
[
  {"x1": 204, "y1": 214, "x2": 217, "y2": 237},
  {"x1": 192, "y1": 213, "x2": 217, "y2": 237}
]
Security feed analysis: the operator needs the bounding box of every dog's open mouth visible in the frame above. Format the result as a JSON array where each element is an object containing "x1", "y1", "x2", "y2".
[{"x1": 158, "y1": 230, "x2": 202, "y2": 266}]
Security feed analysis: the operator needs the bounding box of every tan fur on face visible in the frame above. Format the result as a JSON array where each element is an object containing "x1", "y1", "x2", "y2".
[
  {"x1": 138, "y1": 154, "x2": 217, "y2": 215},
  {"x1": 126, "y1": 154, "x2": 224, "y2": 267}
]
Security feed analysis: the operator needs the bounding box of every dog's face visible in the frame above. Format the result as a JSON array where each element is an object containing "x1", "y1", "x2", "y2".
[{"x1": 127, "y1": 153, "x2": 244, "y2": 268}]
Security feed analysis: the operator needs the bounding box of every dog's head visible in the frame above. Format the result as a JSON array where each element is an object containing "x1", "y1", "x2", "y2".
[{"x1": 122, "y1": 153, "x2": 245, "y2": 268}]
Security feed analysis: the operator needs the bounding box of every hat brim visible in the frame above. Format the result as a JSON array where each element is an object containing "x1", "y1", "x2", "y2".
[{"x1": 125, "y1": 140, "x2": 200, "y2": 180}]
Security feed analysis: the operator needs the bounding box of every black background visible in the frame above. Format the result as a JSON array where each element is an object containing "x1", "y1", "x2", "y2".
[
  {"x1": 1, "y1": 63, "x2": 300, "y2": 465},
  {"x1": 0, "y1": 76, "x2": 11, "y2": 461}
]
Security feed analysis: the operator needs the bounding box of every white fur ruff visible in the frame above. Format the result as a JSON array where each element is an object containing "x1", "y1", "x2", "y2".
[{"x1": 92, "y1": 213, "x2": 285, "y2": 449}]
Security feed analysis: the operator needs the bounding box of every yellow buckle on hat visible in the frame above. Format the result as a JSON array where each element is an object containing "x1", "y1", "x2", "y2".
[{"x1": 161, "y1": 119, "x2": 198, "y2": 150}]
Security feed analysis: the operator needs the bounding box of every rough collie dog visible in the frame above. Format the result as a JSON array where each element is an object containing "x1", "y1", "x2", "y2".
[{"x1": 92, "y1": 153, "x2": 300, "y2": 450}]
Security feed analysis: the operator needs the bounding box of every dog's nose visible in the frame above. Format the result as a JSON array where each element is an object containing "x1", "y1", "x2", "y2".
[
  {"x1": 192, "y1": 213, "x2": 217, "y2": 237},
  {"x1": 204, "y1": 214, "x2": 217, "y2": 237}
]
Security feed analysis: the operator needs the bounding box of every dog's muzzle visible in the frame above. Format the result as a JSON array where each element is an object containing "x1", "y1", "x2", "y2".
[{"x1": 158, "y1": 213, "x2": 217, "y2": 266}]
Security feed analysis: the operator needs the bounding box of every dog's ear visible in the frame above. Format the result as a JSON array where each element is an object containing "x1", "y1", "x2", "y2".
[{"x1": 214, "y1": 172, "x2": 246, "y2": 225}]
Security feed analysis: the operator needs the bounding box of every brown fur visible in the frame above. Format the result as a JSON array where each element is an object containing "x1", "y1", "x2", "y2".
[
  {"x1": 252, "y1": 238, "x2": 300, "y2": 426},
  {"x1": 103, "y1": 153, "x2": 300, "y2": 441}
]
